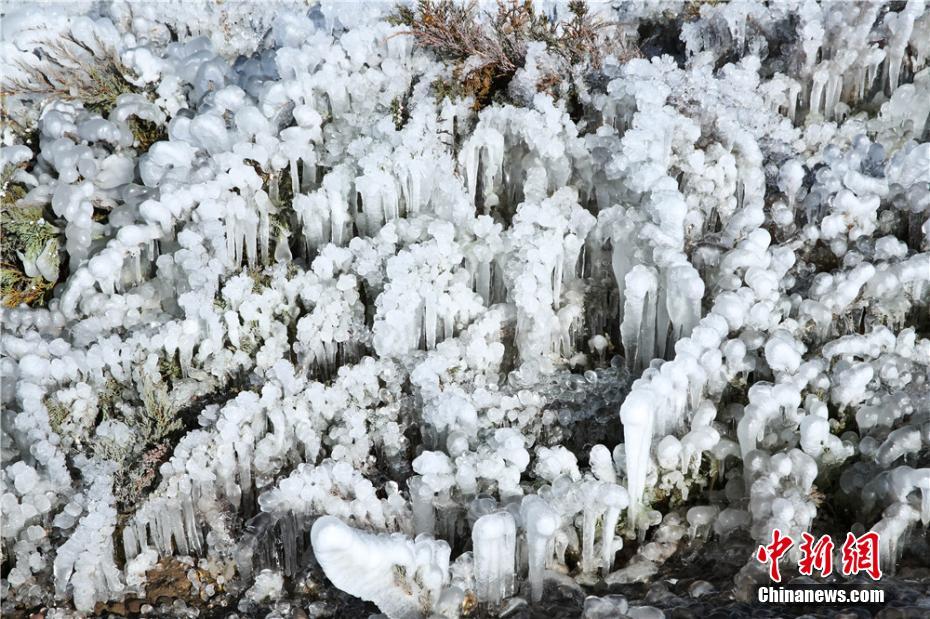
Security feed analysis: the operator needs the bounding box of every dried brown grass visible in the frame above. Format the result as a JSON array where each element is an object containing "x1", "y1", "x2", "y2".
[{"x1": 391, "y1": 0, "x2": 637, "y2": 109}]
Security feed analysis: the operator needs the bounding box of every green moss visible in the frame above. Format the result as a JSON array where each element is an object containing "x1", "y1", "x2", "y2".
[
  {"x1": 97, "y1": 376, "x2": 122, "y2": 420},
  {"x1": 158, "y1": 352, "x2": 184, "y2": 387},
  {"x1": 270, "y1": 208, "x2": 291, "y2": 238},
  {"x1": 128, "y1": 117, "x2": 167, "y2": 153},
  {"x1": 0, "y1": 266, "x2": 55, "y2": 308},
  {"x1": 139, "y1": 380, "x2": 183, "y2": 443},
  {"x1": 45, "y1": 375, "x2": 122, "y2": 439},
  {"x1": 1, "y1": 164, "x2": 27, "y2": 200},
  {"x1": 3, "y1": 34, "x2": 140, "y2": 117},
  {"x1": 2, "y1": 160, "x2": 66, "y2": 308},
  {"x1": 45, "y1": 397, "x2": 70, "y2": 436},
  {"x1": 82, "y1": 60, "x2": 138, "y2": 116},
  {"x1": 1, "y1": 205, "x2": 57, "y2": 258},
  {"x1": 273, "y1": 168, "x2": 295, "y2": 210},
  {"x1": 390, "y1": 93, "x2": 411, "y2": 130},
  {"x1": 249, "y1": 267, "x2": 272, "y2": 292},
  {"x1": 1, "y1": 199, "x2": 62, "y2": 308}
]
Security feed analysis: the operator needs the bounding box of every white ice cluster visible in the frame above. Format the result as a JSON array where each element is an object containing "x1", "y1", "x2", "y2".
[{"x1": 1, "y1": 0, "x2": 929, "y2": 616}]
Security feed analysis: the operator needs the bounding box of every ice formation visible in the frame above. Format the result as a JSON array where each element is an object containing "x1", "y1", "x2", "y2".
[
  {"x1": 1, "y1": 0, "x2": 929, "y2": 616},
  {"x1": 310, "y1": 516, "x2": 451, "y2": 619}
]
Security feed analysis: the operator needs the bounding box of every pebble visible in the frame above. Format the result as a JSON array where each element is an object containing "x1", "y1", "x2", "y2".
[
  {"x1": 582, "y1": 594, "x2": 629, "y2": 618},
  {"x1": 876, "y1": 609, "x2": 930, "y2": 619},
  {"x1": 688, "y1": 580, "x2": 714, "y2": 598},
  {"x1": 628, "y1": 606, "x2": 666, "y2": 619},
  {"x1": 645, "y1": 582, "x2": 674, "y2": 604},
  {"x1": 305, "y1": 602, "x2": 332, "y2": 618}
]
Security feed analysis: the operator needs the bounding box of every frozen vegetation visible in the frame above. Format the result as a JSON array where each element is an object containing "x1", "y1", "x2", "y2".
[{"x1": 0, "y1": 0, "x2": 929, "y2": 617}]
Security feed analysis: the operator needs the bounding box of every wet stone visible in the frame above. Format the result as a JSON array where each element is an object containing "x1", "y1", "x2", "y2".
[
  {"x1": 305, "y1": 601, "x2": 333, "y2": 617},
  {"x1": 582, "y1": 594, "x2": 629, "y2": 618},
  {"x1": 627, "y1": 605, "x2": 666, "y2": 619},
  {"x1": 687, "y1": 580, "x2": 714, "y2": 598},
  {"x1": 644, "y1": 582, "x2": 673, "y2": 604}
]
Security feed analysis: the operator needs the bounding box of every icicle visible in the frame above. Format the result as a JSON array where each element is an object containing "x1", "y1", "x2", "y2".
[
  {"x1": 134, "y1": 520, "x2": 149, "y2": 555},
  {"x1": 686, "y1": 506, "x2": 719, "y2": 540},
  {"x1": 123, "y1": 526, "x2": 139, "y2": 561},
  {"x1": 216, "y1": 442, "x2": 240, "y2": 507},
  {"x1": 461, "y1": 127, "x2": 504, "y2": 207},
  {"x1": 654, "y1": 273, "x2": 671, "y2": 360},
  {"x1": 608, "y1": 219, "x2": 637, "y2": 320},
  {"x1": 179, "y1": 319, "x2": 198, "y2": 376},
  {"x1": 383, "y1": 174, "x2": 399, "y2": 224},
  {"x1": 327, "y1": 168, "x2": 353, "y2": 246},
  {"x1": 179, "y1": 478, "x2": 203, "y2": 555},
  {"x1": 551, "y1": 251, "x2": 564, "y2": 308},
  {"x1": 737, "y1": 405, "x2": 766, "y2": 464},
  {"x1": 356, "y1": 171, "x2": 398, "y2": 235},
  {"x1": 226, "y1": 217, "x2": 240, "y2": 266},
  {"x1": 269, "y1": 174, "x2": 280, "y2": 204},
  {"x1": 475, "y1": 259, "x2": 492, "y2": 305},
  {"x1": 463, "y1": 139, "x2": 480, "y2": 205},
  {"x1": 711, "y1": 439, "x2": 740, "y2": 483},
  {"x1": 280, "y1": 514, "x2": 299, "y2": 576},
  {"x1": 620, "y1": 265, "x2": 658, "y2": 371},
  {"x1": 787, "y1": 81, "x2": 801, "y2": 122},
  {"x1": 620, "y1": 390, "x2": 655, "y2": 535},
  {"x1": 423, "y1": 293, "x2": 438, "y2": 350},
  {"x1": 331, "y1": 188, "x2": 350, "y2": 246},
  {"x1": 481, "y1": 140, "x2": 504, "y2": 209},
  {"x1": 301, "y1": 158, "x2": 316, "y2": 193},
  {"x1": 121, "y1": 247, "x2": 142, "y2": 288},
  {"x1": 824, "y1": 71, "x2": 843, "y2": 119},
  {"x1": 434, "y1": 497, "x2": 463, "y2": 547},
  {"x1": 149, "y1": 510, "x2": 167, "y2": 555},
  {"x1": 472, "y1": 511, "x2": 516, "y2": 608},
  {"x1": 409, "y1": 477, "x2": 436, "y2": 535},
  {"x1": 520, "y1": 496, "x2": 559, "y2": 603},
  {"x1": 289, "y1": 158, "x2": 300, "y2": 198},
  {"x1": 872, "y1": 503, "x2": 919, "y2": 574},
  {"x1": 274, "y1": 228, "x2": 292, "y2": 262},
  {"x1": 681, "y1": 426, "x2": 720, "y2": 476},
  {"x1": 810, "y1": 68, "x2": 827, "y2": 116},
  {"x1": 154, "y1": 498, "x2": 186, "y2": 555},
  {"x1": 600, "y1": 485, "x2": 628, "y2": 573},
  {"x1": 256, "y1": 192, "x2": 272, "y2": 264},
  {"x1": 885, "y1": 1, "x2": 923, "y2": 93},
  {"x1": 243, "y1": 208, "x2": 258, "y2": 267},
  {"x1": 400, "y1": 157, "x2": 433, "y2": 216},
  {"x1": 666, "y1": 264, "x2": 704, "y2": 349},
  {"x1": 579, "y1": 482, "x2": 606, "y2": 574},
  {"x1": 589, "y1": 445, "x2": 617, "y2": 484},
  {"x1": 224, "y1": 310, "x2": 241, "y2": 349},
  {"x1": 294, "y1": 193, "x2": 326, "y2": 252},
  {"x1": 237, "y1": 438, "x2": 254, "y2": 511}
]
